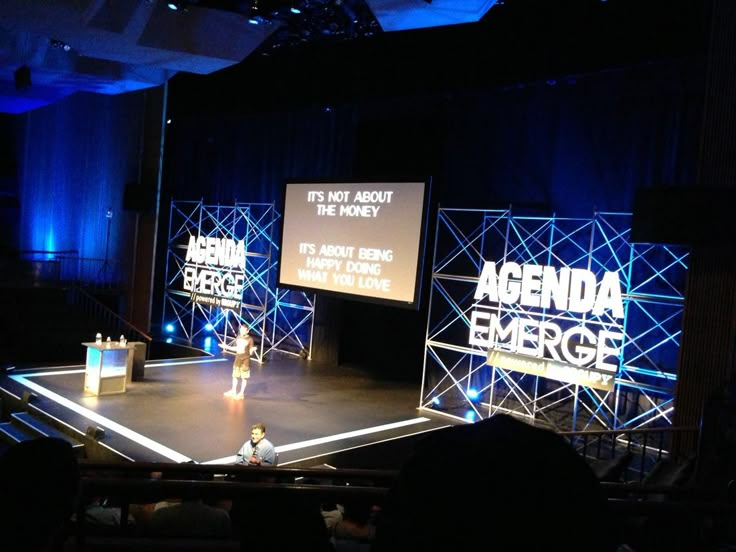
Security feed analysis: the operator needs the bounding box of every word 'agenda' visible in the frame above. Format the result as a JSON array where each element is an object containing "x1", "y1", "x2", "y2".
[{"x1": 470, "y1": 262, "x2": 624, "y2": 372}]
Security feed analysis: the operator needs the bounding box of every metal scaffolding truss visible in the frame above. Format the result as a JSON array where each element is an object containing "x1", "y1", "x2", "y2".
[
  {"x1": 162, "y1": 200, "x2": 314, "y2": 360},
  {"x1": 420, "y1": 208, "x2": 688, "y2": 433}
]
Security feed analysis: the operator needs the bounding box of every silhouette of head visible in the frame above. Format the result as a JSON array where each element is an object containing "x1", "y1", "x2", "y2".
[
  {"x1": 373, "y1": 414, "x2": 612, "y2": 552},
  {"x1": 0, "y1": 437, "x2": 80, "y2": 551}
]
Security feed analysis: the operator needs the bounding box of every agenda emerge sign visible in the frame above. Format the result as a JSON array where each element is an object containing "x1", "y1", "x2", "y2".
[{"x1": 469, "y1": 261, "x2": 624, "y2": 391}]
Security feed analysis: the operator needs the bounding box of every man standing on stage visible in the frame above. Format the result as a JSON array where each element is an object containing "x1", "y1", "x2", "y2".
[
  {"x1": 220, "y1": 325, "x2": 255, "y2": 400},
  {"x1": 236, "y1": 423, "x2": 276, "y2": 466}
]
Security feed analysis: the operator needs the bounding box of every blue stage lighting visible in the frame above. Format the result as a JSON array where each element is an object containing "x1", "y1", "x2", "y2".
[
  {"x1": 204, "y1": 323, "x2": 214, "y2": 332},
  {"x1": 203, "y1": 336, "x2": 212, "y2": 350},
  {"x1": 248, "y1": 4, "x2": 260, "y2": 25},
  {"x1": 432, "y1": 396, "x2": 441, "y2": 406},
  {"x1": 464, "y1": 410, "x2": 477, "y2": 422},
  {"x1": 467, "y1": 388, "x2": 479, "y2": 400},
  {"x1": 290, "y1": 6, "x2": 301, "y2": 14},
  {"x1": 165, "y1": 323, "x2": 175, "y2": 333},
  {"x1": 165, "y1": 337, "x2": 173, "y2": 344},
  {"x1": 167, "y1": 3, "x2": 179, "y2": 10}
]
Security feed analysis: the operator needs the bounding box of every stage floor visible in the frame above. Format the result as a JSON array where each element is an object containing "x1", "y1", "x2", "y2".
[{"x1": 0, "y1": 352, "x2": 453, "y2": 466}]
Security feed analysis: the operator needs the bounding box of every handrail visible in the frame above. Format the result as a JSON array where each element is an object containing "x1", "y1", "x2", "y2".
[
  {"x1": 557, "y1": 425, "x2": 700, "y2": 483},
  {"x1": 20, "y1": 249, "x2": 80, "y2": 256},
  {"x1": 78, "y1": 460, "x2": 399, "y2": 483},
  {"x1": 79, "y1": 478, "x2": 391, "y2": 503},
  {"x1": 559, "y1": 426, "x2": 699, "y2": 438},
  {"x1": 601, "y1": 481, "x2": 729, "y2": 500},
  {"x1": 69, "y1": 286, "x2": 152, "y2": 343}
]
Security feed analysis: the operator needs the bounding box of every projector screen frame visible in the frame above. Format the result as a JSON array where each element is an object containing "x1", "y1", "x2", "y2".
[{"x1": 276, "y1": 177, "x2": 433, "y2": 310}]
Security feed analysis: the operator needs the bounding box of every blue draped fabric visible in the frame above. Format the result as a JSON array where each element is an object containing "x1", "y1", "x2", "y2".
[
  {"x1": 165, "y1": 59, "x2": 703, "y2": 218},
  {"x1": 163, "y1": 105, "x2": 358, "y2": 206},
  {"x1": 161, "y1": 58, "x2": 704, "y2": 376},
  {"x1": 16, "y1": 91, "x2": 145, "y2": 283}
]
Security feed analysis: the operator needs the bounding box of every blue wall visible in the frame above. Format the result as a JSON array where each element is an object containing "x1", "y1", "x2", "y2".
[{"x1": 16, "y1": 91, "x2": 145, "y2": 281}]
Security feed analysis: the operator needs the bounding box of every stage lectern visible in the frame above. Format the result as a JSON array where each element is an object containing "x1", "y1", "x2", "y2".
[{"x1": 82, "y1": 342, "x2": 135, "y2": 396}]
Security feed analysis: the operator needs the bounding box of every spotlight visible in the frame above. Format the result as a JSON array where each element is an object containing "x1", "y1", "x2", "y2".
[
  {"x1": 464, "y1": 410, "x2": 476, "y2": 422},
  {"x1": 166, "y1": 337, "x2": 173, "y2": 344},
  {"x1": 248, "y1": 0, "x2": 260, "y2": 24},
  {"x1": 290, "y1": 6, "x2": 301, "y2": 14},
  {"x1": 165, "y1": 323, "x2": 175, "y2": 333},
  {"x1": 467, "y1": 388, "x2": 479, "y2": 400},
  {"x1": 204, "y1": 323, "x2": 214, "y2": 332},
  {"x1": 50, "y1": 39, "x2": 72, "y2": 52},
  {"x1": 203, "y1": 336, "x2": 212, "y2": 350},
  {"x1": 432, "y1": 396, "x2": 441, "y2": 406},
  {"x1": 167, "y1": 2, "x2": 181, "y2": 10}
]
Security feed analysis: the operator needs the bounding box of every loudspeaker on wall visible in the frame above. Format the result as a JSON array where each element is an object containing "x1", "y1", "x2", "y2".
[{"x1": 14, "y1": 66, "x2": 31, "y2": 91}]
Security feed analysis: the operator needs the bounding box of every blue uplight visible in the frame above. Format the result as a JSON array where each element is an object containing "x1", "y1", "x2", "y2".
[
  {"x1": 165, "y1": 337, "x2": 173, "y2": 344},
  {"x1": 467, "y1": 388, "x2": 479, "y2": 400},
  {"x1": 203, "y1": 336, "x2": 212, "y2": 350},
  {"x1": 432, "y1": 396, "x2": 441, "y2": 406},
  {"x1": 165, "y1": 323, "x2": 175, "y2": 333},
  {"x1": 204, "y1": 323, "x2": 214, "y2": 332},
  {"x1": 464, "y1": 410, "x2": 477, "y2": 422}
]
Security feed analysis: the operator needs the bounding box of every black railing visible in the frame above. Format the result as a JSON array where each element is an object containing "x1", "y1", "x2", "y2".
[
  {"x1": 560, "y1": 425, "x2": 700, "y2": 482},
  {"x1": 68, "y1": 286, "x2": 152, "y2": 351},
  {"x1": 11, "y1": 250, "x2": 124, "y2": 288}
]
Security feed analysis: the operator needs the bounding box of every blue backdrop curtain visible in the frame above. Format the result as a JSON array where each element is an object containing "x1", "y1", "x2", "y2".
[
  {"x1": 439, "y1": 60, "x2": 703, "y2": 215},
  {"x1": 161, "y1": 57, "x2": 704, "y2": 377},
  {"x1": 165, "y1": 58, "x2": 702, "y2": 217},
  {"x1": 162, "y1": 106, "x2": 358, "y2": 206},
  {"x1": 16, "y1": 91, "x2": 146, "y2": 283}
]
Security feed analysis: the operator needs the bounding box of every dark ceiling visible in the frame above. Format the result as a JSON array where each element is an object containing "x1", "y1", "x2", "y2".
[
  {"x1": 0, "y1": 0, "x2": 498, "y2": 114},
  {"x1": 191, "y1": 0, "x2": 384, "y2": 54},
  {"x1": 0, "y1": 0, "x2": 711, "y2": 116},
  {"x1": 167, "y1": 0, "x2": 710, "y2": 116}
]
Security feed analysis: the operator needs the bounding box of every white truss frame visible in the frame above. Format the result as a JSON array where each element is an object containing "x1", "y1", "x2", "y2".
[
  {"x1": 162, "y1": 200, "x2": 315, "y2": 360},
  {"x1": 420, "y1": 208, "x2": 688, "y2": 433}
]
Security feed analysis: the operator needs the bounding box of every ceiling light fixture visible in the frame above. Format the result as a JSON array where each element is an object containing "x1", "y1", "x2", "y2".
[{"x1": 248, "y1": 0, "x2": 260, "y2": 24}]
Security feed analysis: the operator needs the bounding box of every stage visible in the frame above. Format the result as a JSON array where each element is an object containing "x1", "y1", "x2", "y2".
[{"x1": 0, "y1": 351, "x2": 453, "y2": 466}]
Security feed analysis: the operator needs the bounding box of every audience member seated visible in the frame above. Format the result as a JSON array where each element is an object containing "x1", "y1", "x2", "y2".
[
  {"x1": 371, "y1": 414, "x2": 615, "y2": 552},
  {"x1": 146, "y1": 469, "x2": 231, "y2": 538},
  {"x1": 235, "y1": 494, "x2": 333, "y2": 552},
  {"x1": 127, "y1": 470, "x2": 163, "y2": 531},
  {"x1": 331, "y1": 498, "x2": 379, "y2": 552},
  {"x1": 0, "y1": 437, "x2": 80, "y2": 552},
  {"x1": 321, "y1": 501, "x2": 344, "y2": 534},
  {"x1": 81, "y1": 495, "x2": 136, "y2": 533}
]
